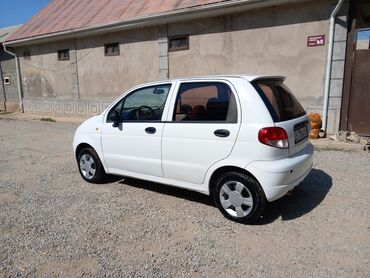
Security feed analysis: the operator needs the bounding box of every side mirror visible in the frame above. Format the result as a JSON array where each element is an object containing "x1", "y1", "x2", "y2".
[{"x1": 110, "y1": 111, "x2": 120, "y2": 127}]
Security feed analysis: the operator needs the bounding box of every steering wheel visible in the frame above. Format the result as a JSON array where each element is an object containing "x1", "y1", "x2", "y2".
[{"x1": 137, "y1": 105, "x2": 156, "y2": 120}]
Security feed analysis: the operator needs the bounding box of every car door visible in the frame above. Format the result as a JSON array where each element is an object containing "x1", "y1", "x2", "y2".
[
  {"x1": 162, "y1": 80, "x2": 241, "y2": 184},
  {"x1": 101, "y1": 83, "x2": 172, "y2": 177}
]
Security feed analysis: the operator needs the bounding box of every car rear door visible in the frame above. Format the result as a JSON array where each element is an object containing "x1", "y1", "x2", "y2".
[{"x1": 161, "y1": 80, "x2": 241, "y2": 184}]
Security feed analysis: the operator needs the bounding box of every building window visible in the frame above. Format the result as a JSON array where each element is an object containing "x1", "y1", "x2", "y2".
[
  {"x1": 168, "y1": 35, "x2": 189, "y2": 52},
  {"x1": 58, "y1": 49, "x2": 70, "y2": 60},
  {"x1": 104, "y1": 43, "x2": 120, "y2": 56},
  {"x1": 356, "y1": 28, "x2": 370, "y2": 50},
  {"x1": 4, "y1": 77, "x2": 10, "y2": 85},
  {"x1": 23, "y1": 50, "x2": 31, "y2": 60}
]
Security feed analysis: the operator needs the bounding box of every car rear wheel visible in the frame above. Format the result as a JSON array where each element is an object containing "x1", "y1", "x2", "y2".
[
  {"x1": 77, "y1": 147, "x2": 106, "y2": 183},
  {"x1": 213, "y1": 172, "x2": 266, "y2": 223}
]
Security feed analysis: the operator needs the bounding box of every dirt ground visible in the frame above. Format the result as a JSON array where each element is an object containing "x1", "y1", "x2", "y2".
[{"x1": 0, "y1": 117, "x2": 369, "y2": 277}]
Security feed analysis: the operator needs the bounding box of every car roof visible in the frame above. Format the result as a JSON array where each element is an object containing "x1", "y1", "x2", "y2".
[
  {"x1": 174, "y1": 75, "x2": 286, "y2": 82},
  {"x1": 139, "y1": 75, "x2": 286, "y2": 87},
  {"x1": 125, "y1": 75, "x2": 287, "y2": 92}
]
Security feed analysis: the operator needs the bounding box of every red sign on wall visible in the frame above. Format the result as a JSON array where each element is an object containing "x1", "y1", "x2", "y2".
[{"x1": 307, "y1": 35, "x2": 325, "y2": 47}]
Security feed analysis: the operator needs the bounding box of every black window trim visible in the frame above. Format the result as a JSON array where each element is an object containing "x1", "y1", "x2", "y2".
[
  {"x1": 252, "y1": 79, "x2": 306, "y2": 123},
  {"x1": 23, "y1": 50, "x2": 31, "y2": 60},
  {"x1": 251, "y1": 81, "x2": 280, "y2": 122},
  {"x1": 168, "y1": 35, "x2": 189, "y2": 52},
  {"x1": 106, "y1": 83, "x2": 172, "y2": 123},
  {"x1": 4, "y1": 76, "x2": 11, "y2": 85},
  {"x1": 171, "y1": 80, "x2": 239, "y2": 124},
  {"x1": 104, "y1": 42, "x2": 120, "y2": 56},
  {"x1": 57, "y1": 49, "x2": 70, "y2": 61}
]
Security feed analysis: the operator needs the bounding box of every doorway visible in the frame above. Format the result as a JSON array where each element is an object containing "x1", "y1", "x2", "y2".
[{"x1": 341, "y1": 0, "x2": 370, "y2": 136}]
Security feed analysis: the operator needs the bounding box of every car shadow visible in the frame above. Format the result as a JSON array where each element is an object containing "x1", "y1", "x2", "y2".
[
  {"x1": 118, "y1": 178, "x2": 214, "y2": 207},
  {"x1": 258, "y1": 168, "x2": 332, "y2": 224},
  {"x1": 114, "y1": 168, "x2": 332, "y2": 224},
  {"x1": 102, "y1": 175, "x2": 126, "y2": 184}
]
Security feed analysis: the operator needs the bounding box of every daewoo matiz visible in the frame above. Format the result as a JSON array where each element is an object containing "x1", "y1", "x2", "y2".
[{"x1": 73, "y1": 75, "x2": 314, "y2": 223}]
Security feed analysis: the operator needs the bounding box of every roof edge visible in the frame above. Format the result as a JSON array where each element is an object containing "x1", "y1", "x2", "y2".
[
  {"x1": 0, "y1": 24, "x2": 23, "y2": 44},
  {"x1": 4, "y1": 0, "x2": 305, "y2": 47}
]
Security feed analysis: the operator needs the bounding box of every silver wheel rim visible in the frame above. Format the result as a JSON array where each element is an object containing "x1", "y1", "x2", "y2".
[
  {"x1": 79, "y1": 154, "x2": 96, "y2": 180},
  {"x1": 219, "y1": 181, "x2": 254, "y2": 218}
]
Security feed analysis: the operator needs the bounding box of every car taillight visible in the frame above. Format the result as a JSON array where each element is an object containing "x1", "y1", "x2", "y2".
[{"x1": 258, "y1": 127, "x2": 289, "y2": 149}]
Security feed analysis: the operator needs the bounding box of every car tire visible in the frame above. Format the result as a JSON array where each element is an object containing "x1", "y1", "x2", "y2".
[
  {"x1": 77, "y1": 147, "x2": 106, "y2": 184},
  {"x1": 212, "y1": 172, "x2": 266, "y2": 224}
]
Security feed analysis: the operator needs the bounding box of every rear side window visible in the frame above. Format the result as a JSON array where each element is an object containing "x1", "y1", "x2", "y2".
[
  {"x1": 173, "y1": 82, "x2": 237, "y2": 122},
  {"x1": 253, "y1": 80, "x2": 305, "y2": 122}
]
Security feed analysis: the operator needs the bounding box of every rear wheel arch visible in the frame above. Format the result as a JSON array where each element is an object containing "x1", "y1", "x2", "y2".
[
  {"x1": 209, "y1": 166, "x2": 260, "y2": 196},
  {"x1": 210, "y1": 167, "x2": 267, "y2": 223}
]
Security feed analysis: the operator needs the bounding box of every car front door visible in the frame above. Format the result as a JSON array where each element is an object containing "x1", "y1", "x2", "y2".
[
  {"x1": 101, "y1": 83, "x2": 172, "y2": 177},
  {"x1": 162, "y1": 80, "x2": 241, "y2": 184}
]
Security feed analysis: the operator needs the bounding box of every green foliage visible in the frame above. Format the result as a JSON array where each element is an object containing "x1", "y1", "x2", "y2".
[{"x1": 40, "y1": 117, "x2": 56, "y2": 122}]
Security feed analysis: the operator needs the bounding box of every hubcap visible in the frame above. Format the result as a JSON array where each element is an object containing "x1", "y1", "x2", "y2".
[
  {"x1": 219, "y1": 181, "x2": 254, "y2": 218},
  {"x1": 79, "y1": 154, "x2": 96, "y2": 180}
]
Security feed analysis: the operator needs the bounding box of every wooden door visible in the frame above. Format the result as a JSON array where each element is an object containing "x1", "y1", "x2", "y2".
[{"x1": 348, "y1": 29, "x2": 370, "y2": 135}]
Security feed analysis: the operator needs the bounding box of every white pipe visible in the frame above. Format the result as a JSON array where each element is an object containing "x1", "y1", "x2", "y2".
[
  {"x1": 322, "y1": 0, "x2": 345, "y2": 134},
  {"x1": 2, "y1": 44, "x2": 23, "y2": 112}
]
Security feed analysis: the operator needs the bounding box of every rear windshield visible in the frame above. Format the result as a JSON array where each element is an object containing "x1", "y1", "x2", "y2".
[{"x1": 252, "y1": 80, "x2": 306, "y2": 122}]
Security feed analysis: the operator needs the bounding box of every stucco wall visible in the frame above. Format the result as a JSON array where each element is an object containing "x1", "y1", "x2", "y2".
[
  {"x1": 76, "y1": 27, "x2": 160, "y2": 100},
  {"x1": 19, "y1": 40, "x2": 74, "y2": 99},
  {"x1": 20, "y1": 27, "x2": 160, "y2": 117},
  {"x1": 20, "y1": 27, "x2": 159, "y2": 100},
  {"x1": 168, "y1": 0, "x2": 331, "y2": 110},
  {"x1": 20, "y1": 0, "x2": 349, "y2": 135},
  {"x1": 0, "y1": 49, "x2": 19, "y2": 111}
]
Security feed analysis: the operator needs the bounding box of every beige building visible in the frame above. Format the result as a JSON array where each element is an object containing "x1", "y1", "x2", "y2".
[
  {"x1": 0, "y1": 25, "x2": 22, "y2": 112},
  {"x1": 4, "y1": 0, "x2": 370, "y2": 135}
]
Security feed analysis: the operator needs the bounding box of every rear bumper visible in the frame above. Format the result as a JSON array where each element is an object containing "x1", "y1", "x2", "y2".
[{"x1": 246, "y1": 143, "x2": 314, "y2": 202}]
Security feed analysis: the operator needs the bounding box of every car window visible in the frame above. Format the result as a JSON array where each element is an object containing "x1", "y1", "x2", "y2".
[
  {"x1": 173, "y1": 82, "x2": 237, "y2": 122},
  {"x1": 107, "y1": 84, "x2": 171, "y2": 122},
  {"x1": 252, "y1": 80, "x2": 305, "y2": 122}
]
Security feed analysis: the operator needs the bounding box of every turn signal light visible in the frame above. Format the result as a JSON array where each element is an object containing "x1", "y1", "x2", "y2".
[{"x1": 258, "y1": 127, "x2": 289, "y2": 149}]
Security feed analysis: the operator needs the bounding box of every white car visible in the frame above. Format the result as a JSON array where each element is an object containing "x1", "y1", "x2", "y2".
[{"x1": 73, "y1": 75, "x2": 313, "y2": 223}]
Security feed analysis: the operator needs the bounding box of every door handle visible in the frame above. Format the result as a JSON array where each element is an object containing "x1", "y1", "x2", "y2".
[
  {"x1": 214, "y1": 129, "x2": 230, "y2": 137},
  {"x1": 145, "y1": 127, "x2": 156, "y2": 134}
]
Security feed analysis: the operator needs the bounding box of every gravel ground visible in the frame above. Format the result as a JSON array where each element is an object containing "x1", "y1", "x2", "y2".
[{"x1": 0, "y1": 117, "x2": 369, "y2": 277}]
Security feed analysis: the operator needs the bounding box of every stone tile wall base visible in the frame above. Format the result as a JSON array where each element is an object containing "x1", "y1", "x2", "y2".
[{"x1": 23, "y1": 98, "x2": 113, "y2": 118}]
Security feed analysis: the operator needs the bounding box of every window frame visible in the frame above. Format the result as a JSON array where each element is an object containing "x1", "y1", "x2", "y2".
[
  {"x1": 104, "y1": 42, "x2": 120, "y2": 56},
  {"x1": 57, "y1": 49, "x2": 70, "y2": 61},
  {"x1": 106, "y1": 83, "x2": 172, "y2": 123},
  {"x1": 169, "y1": 80, "x2": 239, "y2": 124},
  {"x1": 252, "y1": 79, "x2": 306, "y2": 122},
  {"x1": 168, "y1": 35, "x2": 189, "y2": 52},
  {"x1": 23, "y1": 50, "x2": 31, "y2": 60},
  {"x1": 355, "y1": 28, "x2": 370, "y2": 50},
  {"x1": 3, "y1": 76, "x2": 11, "y2": 85}
]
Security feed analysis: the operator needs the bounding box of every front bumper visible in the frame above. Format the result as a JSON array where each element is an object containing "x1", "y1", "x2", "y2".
[{"x1": 246, "y1": 143, "x2": 314, "y2": 202}]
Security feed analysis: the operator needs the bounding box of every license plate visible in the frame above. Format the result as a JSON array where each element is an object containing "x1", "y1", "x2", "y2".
[{"x1": 294, "y1": 125, "x2": 308, "y2": 144}]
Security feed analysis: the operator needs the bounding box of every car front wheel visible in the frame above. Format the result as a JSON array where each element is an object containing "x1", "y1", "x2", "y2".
[
  {"x1": 77, "y1": 147, "x2": 106, "y2": 183},
  {"x1": 213, "y1": 172, "x2": 266, "y2": 224}
]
